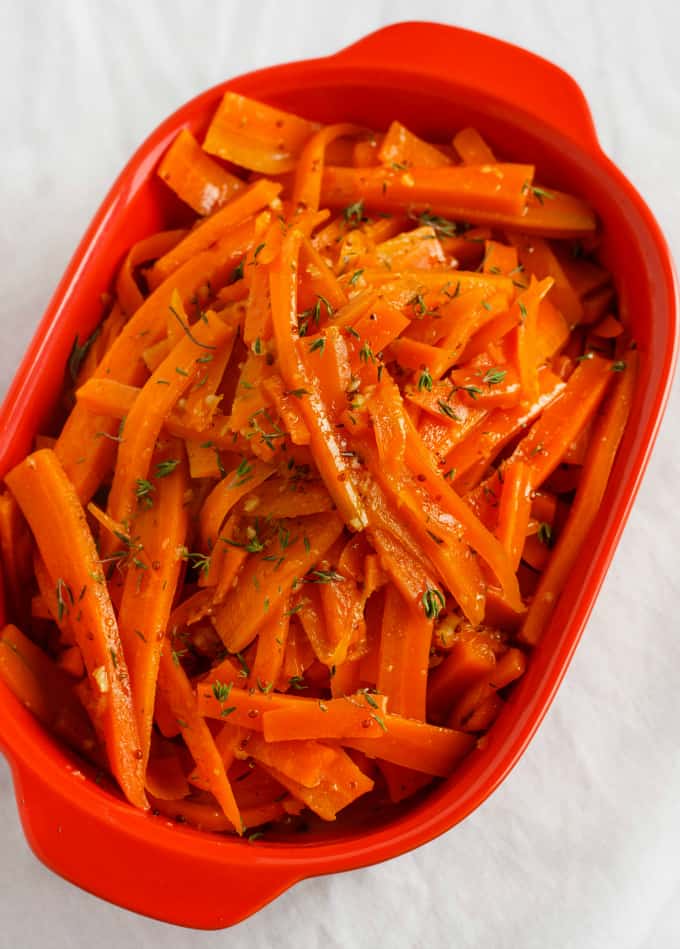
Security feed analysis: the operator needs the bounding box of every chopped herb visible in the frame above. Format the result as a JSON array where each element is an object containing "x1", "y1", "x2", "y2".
[
  {"x1": 576, "y1": 352, "x2": 595, "y2": 362},
  {"x1": 482, "y1": 368, "x2": 507, "y2": 386},
  {"x1": 348, "y1": 269, "x2": 364, "y2": 286},
  {"x1": 518, "y1": 301, "x2": 528, "y2": 323},
  {"x1": 422, "y1": 586, "x2": 445, "y2": 619},
  {"x1": 359, "y1": 342, "x2": 374, "y2": 363},
  {"x1": 247, "y1": 831, "x2": 265, "y2": 843},
  {"x1": 309, "y1": 337, "x2": 326, "y2": 354},
  {"x1": 289, "y1": 675, "x2": 307, "y2": 691},
  {"x1": 257, "y1": 678, "x2": 273, "y2": 694},
  {"x1": 55, "y1": 577, "x2": 68, "y2": 622},
  {"x1": 175, "y1": 366, "x2": 189, "y2": 376},
  {"x1": 318, "y1": 701, "x2": 329, "y2": 712},
  {"x1": 135, "y1": 479, "x2": 155, "y2": 506},
  {"x1": 343, "y1": 199, "x2": 365, "y2": 226},
  {"x1": 308, "y1": 569, "x2": 344, "y2": 584},
  {"x1": 220, "y1": 706, "x2": 237, "y2": 718},
  {"x1": 155, "y1": 459, "x2": 180, "y2": 478},
  {"x1": 179, "y1": 548, "x2": 211, "y2": 574},
  {"x1": 253, "y1": 242, "x2": 266, "y2": 260},
  {"x1": 286, "y1": 388, "x2": 309, "y2": 398},
  {"x1": 212, "y1": 680, "x2": 233, "y2": 703},
  {"x1": 371, "y1": 712, "x2": 387, "y2": 732},
  {"x1": 457, "y1": 384, "x2": 483, "y2": 400},
  {"x1": 418, "y1": 368, "x2": 433, "y2": 392},
  {"x1": 234, "y1": 652, "x2": 250, "y2": 677},
  {"x1": 168, "y1": 305, "x2": 216, "y2": 351},
  {"x1": 438, "y1": 400, "x2": 461, "y2": 421},
  {"x1": 415, "y1": 210, "x2": 457, "y2": 238},
  {"x1": 537, "y1": 522, "x2": 554, "y2": 547},
  {"x1": 530, "y1": 185, "x2": 555, "y2": 204},
  {"x1": 253, "y1": 337, "x2": 263, "y2": 355},
  {"x1": 231, "y1": 260, "x2": 245, "y2": 282},
  {"x1": 68, "y1": 325, "x2": 101, "y2": 383},
  {"x1": 303, "y1": 536, "x2": 311, "y2": 554},
  {"x1": 612, "y1": 360, "x2": 627, "y2": 372}
]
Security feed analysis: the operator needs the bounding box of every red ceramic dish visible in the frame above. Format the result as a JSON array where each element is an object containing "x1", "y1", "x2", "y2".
[{"x1": 0, "y1": 21, "x2": 676, "y2": 929}]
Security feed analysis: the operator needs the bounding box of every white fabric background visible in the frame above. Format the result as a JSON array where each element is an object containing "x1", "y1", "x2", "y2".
[{"x1": 1, "y1": 1, "x2": 679, "y2": 946}]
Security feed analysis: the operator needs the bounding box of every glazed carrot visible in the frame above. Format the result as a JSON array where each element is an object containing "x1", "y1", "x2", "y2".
[
  {"x1": 199, "y1": 458, "x2": 274, "y2": 549},
  {"x1": 0, "y1": 624, "x2": 98, "y2": 759},
  {"x1": 75, "y1": 303, "x2": 128, "y2": 385},
  {"x1": 509, "y1": 234, "x2": 583, "y2": 326},
  {"x1": 149, "y1": 794, "x2": 288, "y2": 833},
  {"x1": 211, "y1": 513, "x2": 345, "y2": 651},
  {"x1": 157, "y1": 128, "x2": 245, "y2": 215},
  {"x1": 262, "y1": 692, "x2": 388, "y2": 742},
  {"x1": 377, "y1": 584, "x2": 432, "y2": 720},
  {"x1": 520, "y1": 354, "x2": 637, "y2": 645},
  {"x1": 269, "y1": 228, "x2": 367, "y2": 530},
  {"x1": 496, "y1": 460, "x2": 532, "y2": 571},
  {"x1": 106, "y1": 304, "x2": 233, "y2": 537},
  {"x1": 260, "y1": 745, "x2": 374, "y2": 820},
  {"x1": 116, "y1": 229, "x2": 187, "y2": 316},
  {"x1": 156, "y1": 646, "x2": 241, "y2": 830},
  {"x1": 116, "y1": 442, "x2": 189, "y2": 768},
  {"x1": 448, "y1": 369, "x2": 565, "y2": 493},
  {"x1": 453, "y1": 127, "x2": 496, "y2": 164},
  {"x1": 292, "y1": 123, "x2": 364, "y2": 212},
  {"x1": 321, "y1": 164, "x2": 533, "y2": 217},
  {"x1": 343, "y1": 714, "x2": 475, "y2": 777},
  {"x1": 321, "y1": 167, "x2": 596, "y2": 237},
  {"x1": 57, "y1": 236, "x2": 244, "y2": 502},
  {"x1": 379, "y1": 121, "x2": 451, "y2": 168},
  {"x1": 426, "y1": 637, "x2": 497, "y2": 724},
  {"x1": 248, "y1": 597, "x2": 291, "y2": 693},
  {"x1": 449, "y1": 647, "x2": 526, "y2": 730},
  {"x1": 510, "y1": 276, "x2": 554, "y2": 403},
  {"x1": 5, "y1": 450, "x2": 146, "y2": 808},
  {"x1": 235, "y1": 732, "x2": 336, "y2": 788},
  {"x1": 203, "y1": 91, "x2": 320, "y2": 174}
]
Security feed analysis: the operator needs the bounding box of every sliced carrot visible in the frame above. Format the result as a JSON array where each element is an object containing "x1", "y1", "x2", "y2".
[
  {"x1": 5, "y1": 450, "x2": 146, "y2": 808},
  {"x1": 379, "y1": 121, "x2": 451, "y2": 168},
  {"x1": 156, "y1": 646, "x2": 240, "y2": 831},
  {"x1": 377, "y1": 584, "x2": 432, "y2": 720},
  {"x1": 157, "y1": 127, "x2": 245, "y2": 215},
  {"x1": 115, "y1": 229, "x2": 187, "y2": 316},
  {"x1": 453, "y1": 127, "x2": 496, "y2": 164},
  {"x1": 343, "y1": 714, "x2": 475, "y2": 776},
  {"x1": 520, "y1": 353, "x2": 637, "y2": 645},
  {"x1": 495, "y1": 460, "x2": 532, "y2": 571},
  {"x1": 203, "y1": 91, "x2": 320, "y2": 174}
]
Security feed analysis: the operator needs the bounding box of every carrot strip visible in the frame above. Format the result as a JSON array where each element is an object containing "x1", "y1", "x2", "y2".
[
  {"x1": 262, "y1": 692, "x2": 388, "y2": 742},
  {"x1": 343, "y1": 714, "x2": 475, "y2": 777},
  {"x1": 199, "y1": 459, "x2": 274, "y2": 549},
  {"x1": 248, "y1": 596, "x2": 291, "y2": 694},
  {"x1": 0, "y1": 624, "x2": 98, "y2": 759},
  {"x1": 158, "y1": 128, "x2": 245, "y2": 215},
  {"x1": 260, "y1": 746, "x2": 373, "y2": 821},
  {"x1": 379, "y1": 121, "x2": 451, "y2": 168},
  {"x1": 106, "y1": 304, "x2": 233, "y2": 537},
  {"x1": 211, "y1": 513, "x2": 344, "y2": 652},
  {"x1": 377, "y1": 584, "x2": 432, "y2": 720},
  {"x1": 270, "y1": 228, "x2": 367, "y2": 530},
  {"x1": 57, "y1": 236, "x2": 242, "y2": 502},
  {"x1": 203, "y1": 91, "x2": 320, "y2": 174},
  {"x1": 115, "y1": 229, "x2": 187, "y2": 316},
  {"x1": 520, "y1": 353, "x2": 637, "y2": 645},
  {"x1": 453, "y1": 127, "x2": 496, "y2": 164},
  {"x1": 156, "y1": 647, "x2": 241, "y2": 831},
  {"x1": 322, "y1": 163, "x2": 533, "y2": 217},
  {"x1": 427, "y1": 636, "x2": 497, "y2": 724},
  {"x1": 321, "y1": 167, "x2": 596, "y2": 236},
  {"x1": 5, "y1": 450, "x2": 146, "y2": 807},
  {"x1": 116, "y1": 442, "x2": 188, "y2": 768},
  {"x1": 148, "y1": 179, "x2": 281, "y2": 288},
  {"x1": 0, "y1": 493, "x2": 32, "y2": 622},
  {"x1": 235, "y1": 731, "x2": 337, "y2": 788},
  {"x1": 496, "y1": 460, "x2": 533, "y2": 571},
  {"x1": 292, "y1": 123, "x2": 364, "y2": 212}
]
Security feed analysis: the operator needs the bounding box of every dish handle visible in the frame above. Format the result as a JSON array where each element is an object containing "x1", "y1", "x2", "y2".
[
  {"x1": 6, "y1": 749, "x2": 304, "y2": 929},
  {"x1": 331, "y1": 21, "x2": 599, "y2": 153}
]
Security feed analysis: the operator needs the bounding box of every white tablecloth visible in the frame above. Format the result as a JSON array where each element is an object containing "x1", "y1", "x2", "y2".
[{"x1": 1, "y1": 1, "x2": 679, "y2": 946}]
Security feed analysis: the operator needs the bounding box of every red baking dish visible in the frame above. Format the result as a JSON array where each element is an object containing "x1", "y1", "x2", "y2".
[{"x1": 0, "y1": 21, "x2": 676, "y2": 929}]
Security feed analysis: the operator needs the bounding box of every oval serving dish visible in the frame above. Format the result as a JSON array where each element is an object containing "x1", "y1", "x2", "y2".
[{"x1": 0, "y1": 21, "x2": 676, "y2": 930}]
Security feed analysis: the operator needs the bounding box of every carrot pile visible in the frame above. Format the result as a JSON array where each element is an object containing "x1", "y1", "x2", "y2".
[{"x1": 0, "y1": 93, "x2": 636, "y2": 837}]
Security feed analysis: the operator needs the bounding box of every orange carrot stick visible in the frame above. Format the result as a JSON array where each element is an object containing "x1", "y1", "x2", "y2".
[
  {"x1": 156, "y1": 647, "x2": 241, "y2": 831},
  {"x1": 495, "y1": 460, "x2": 532, "y2": 571},
  {"x1": 115, "y1": 229, "x2": 187, "y2": 316},
  {"x1": 377, "y1": 584, "x2": 432, "y2": 720},
  {"x1": 292, "y1": 123, "x2": 364, "y2": 212},
  {"x1": 157, "y1": 127, "x2": 245, "y2": 215},
  {"x1": 520, "y1": 354, "x2": 637, "y2": 645},
  {"x1": 5, "y1": 450, "x2": 146, "y2": 808},
  {"x1": 116, "y1": 441, "x2": 189, "y2": 768}
]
